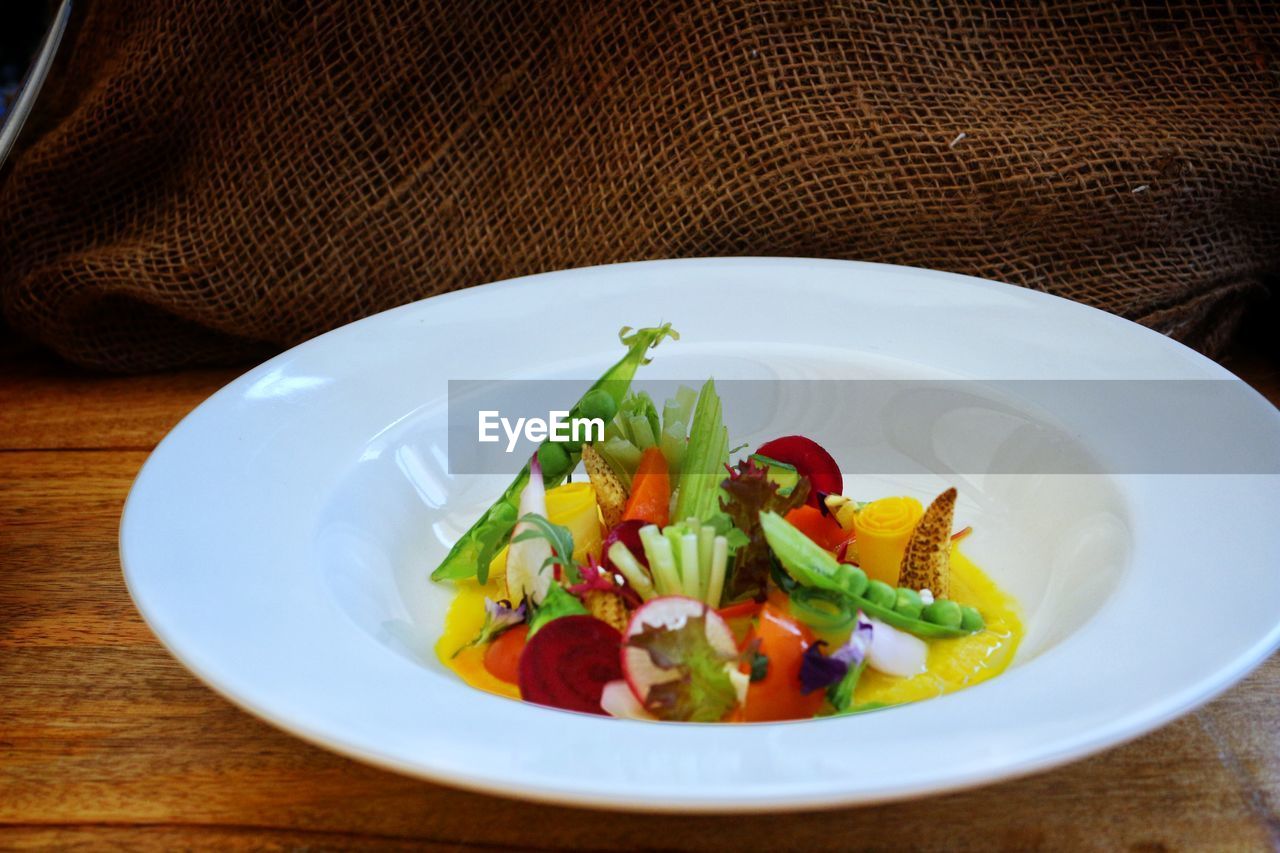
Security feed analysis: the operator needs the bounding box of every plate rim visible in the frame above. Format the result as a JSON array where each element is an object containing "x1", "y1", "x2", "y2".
[{"x1": 119, "y1": 257, "x2": 1280, "y2": 812}]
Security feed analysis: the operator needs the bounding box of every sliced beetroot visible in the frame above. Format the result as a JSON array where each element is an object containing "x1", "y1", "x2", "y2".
[
  {"x1": 602, "y1": 519, "x2": 649, "y2": 571},
  {"x1": 518, "y1": 615, "x2": 624, "y2": 716},
  {"x1": 755, "y1": 435, "x2": 843, "y2": 507}
]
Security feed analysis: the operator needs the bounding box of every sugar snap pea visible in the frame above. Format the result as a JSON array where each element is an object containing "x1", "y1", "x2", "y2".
[
  {"x1": 759, "y1": 510, "x2": 980, "y2": 640},
  {"x1": 431, "y1": 324, "x2": 678, "y2": 583}
]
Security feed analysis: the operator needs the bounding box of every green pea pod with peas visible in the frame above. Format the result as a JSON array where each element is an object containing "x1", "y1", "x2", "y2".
[
  {"x1": 431, "y1": 324, "x2": 679, "y2": 584},
  {"x1": 759, "y1": 510, "x2": 983, "y2": 640}
]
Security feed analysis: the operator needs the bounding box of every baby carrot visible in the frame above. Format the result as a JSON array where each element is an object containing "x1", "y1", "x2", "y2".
[{"x1": 622, "y1": 447, "x2": 670, "y2": 528}]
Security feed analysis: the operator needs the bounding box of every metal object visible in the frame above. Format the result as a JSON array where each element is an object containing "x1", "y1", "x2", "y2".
[{"x1": 0, "y1": 0, "x2": 73, "y2": 168}]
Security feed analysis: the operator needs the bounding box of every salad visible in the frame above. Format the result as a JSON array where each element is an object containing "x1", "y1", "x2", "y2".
[{"x1": 433, "y1": 325, "x2": 1021, "y2": 722}]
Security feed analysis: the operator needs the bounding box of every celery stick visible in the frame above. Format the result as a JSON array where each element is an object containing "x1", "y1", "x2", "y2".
[
  {"x1": 664, "y1": 385, "x2": 697, "y2": 431},
  {"x1": 608, "y1": 541, "x2": 656, "y2": 600},
  {"x1": 660, "y1": 421, "x2": 686, "y2": 475},
  {"x1": 680, "y1": 533, "x2": 701, "y2": 599},
  {"x1": 706, "y1": 536, "x2": 729, "y2": 607},
  {"x1": 598, "y1": 436, "x2": 642, "y2": 488},
  {"x1": 628, "y1": 413, "x2": 657, "y2": 450},
  {"x1": 640, "y1": 524, "x2": 681, "y2": 595},
  {"x1": 697, "y1": 524, "x2": 715, "y2": 600},
  {"x1": 671, "y1": 378, "x2": 729, "y2": 523},
  {"x1": 663, "y1": 527, "x2": 685, "y2": 579}
]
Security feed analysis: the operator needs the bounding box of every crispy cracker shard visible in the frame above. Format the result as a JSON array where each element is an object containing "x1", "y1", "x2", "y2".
[
  {"x1": 899, "y1": 487, "x2": 957, "y2": 599},
  {"x1": 582, "y1": 443, "x2": 627, "y2": 530}
]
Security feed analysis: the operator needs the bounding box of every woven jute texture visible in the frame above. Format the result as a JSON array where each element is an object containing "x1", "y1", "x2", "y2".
[{"x1": 1, "y1": 1, "x2": 1277, "y2": 371}]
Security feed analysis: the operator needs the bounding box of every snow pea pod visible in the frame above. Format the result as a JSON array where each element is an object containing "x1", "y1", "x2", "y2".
[
  {"x1": 759, "y1": 510, "x2": 980, "y2": 640},
  {"x1": 431, "y1": 324, "x2": 678, "y2": 583}
]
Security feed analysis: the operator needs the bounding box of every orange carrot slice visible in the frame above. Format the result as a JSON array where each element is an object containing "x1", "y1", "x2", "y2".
[{"x1": 622, "y1": 447, "x2": 670, "y2": 527}]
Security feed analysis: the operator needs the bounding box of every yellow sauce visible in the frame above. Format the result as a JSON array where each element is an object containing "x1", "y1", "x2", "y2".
[
  {"x1": 853, "y1": 549, "x2": 1022, "y2": 706},
  {"x1": 435, "y1": 498, "x2": 1023, "y2": 716},
  {"x1": 434, "y1": 482, "x2": 603, "y2": 700}
]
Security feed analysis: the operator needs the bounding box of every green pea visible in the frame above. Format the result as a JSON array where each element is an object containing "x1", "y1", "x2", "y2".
[
  {"x1": 959, "y1": 605, "x2": 985, "y2": 632},
  {"x1": 577, "y1": 389, "x2": 618, "y2": 424},
  {"x1": 894, "y1": 587, "x2": 924, "y2": 620},
  {"x1": 922, "y1": 599, "x2": 963, "y2": 629},
  {"x1": 836, "y1": 564, "x2": 868, "y2": 597},
  {"x1": 536, "y1": 442, "x2": 571, "y2": 480},
  {"x1": 864, "y1": 579, "x2": 896, "y2": 609}
]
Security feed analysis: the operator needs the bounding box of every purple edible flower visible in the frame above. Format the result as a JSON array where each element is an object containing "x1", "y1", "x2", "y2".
[
  {"x1": 797, "y1": 612, "x2": 874, "y2": 694},
  {"x1": 484, "y1": 597, "x2": 526, "y2": 630}
]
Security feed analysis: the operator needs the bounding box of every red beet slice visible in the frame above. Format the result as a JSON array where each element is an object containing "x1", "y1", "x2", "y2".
[
  {"x1": 602, "y1": 519, "x2": 649, "y2": 571},
  {"x1": 600, "y1": 519, "x2": 649, "y2": 607},
  {"x1": 518, "y1": 615, "x2": 624, "y2": 715},
  {"x1": 755, "y1": 435, "x2": 843, "y2": 507}
]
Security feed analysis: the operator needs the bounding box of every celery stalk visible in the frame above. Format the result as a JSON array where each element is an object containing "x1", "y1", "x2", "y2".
[
  {"x1": 697, "y1": 524, "x2": 715, "y2": 599},
  {"x1": 706, "y1": 536, "x2": 729, "y2": 607},
  {"x1": 671, "y1": 379, "x2": 729, "y2": 523},
  {"x1": 680, "y1": 533, "x2": 701, "y2": 599},
  {"x1": 607, "y1": 541, "x2": 656, "y2": 600},
  {"x1": 640, "y1": 524, "x2": 681, "y2": 595}
]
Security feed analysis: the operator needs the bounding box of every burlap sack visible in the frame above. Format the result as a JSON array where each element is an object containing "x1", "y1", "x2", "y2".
[{"x1": 1, "y1": 1, "x2": 1277, "y2": 372}]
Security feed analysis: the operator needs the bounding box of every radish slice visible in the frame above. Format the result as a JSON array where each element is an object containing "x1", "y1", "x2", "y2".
[
  {"x1": 507, "y1": 455, "x2": 552, "y2": 604},
  {"x1": 754, "y1": 436, "x2": 843, "y2": 507},
  {"x1": 621, "y1": 596, "x2": 738, "y2": 707},
  {"x1": 600, "y1": 679, "x2": 655, "y2": 720},
  {"x1": 518, "y1": 615, "x2": 623, "y2": 715},
  {"x1": 865, "y1": 615, "x2": 928, "y2": 677}
]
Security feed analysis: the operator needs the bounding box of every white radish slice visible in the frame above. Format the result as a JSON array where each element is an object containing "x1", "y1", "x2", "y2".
[
  {"x1": 506, "y1": 456, "x2": 552, "y2": 605},
  {"x1": 865, "y1": 616, "x2": 928, "y2": 677},
  {"x1": 622, "y1": 595, "x2": 738, "y2": 704},
  {"x1": 600, "y1": 679, "x2": 655, "y2": 720}
]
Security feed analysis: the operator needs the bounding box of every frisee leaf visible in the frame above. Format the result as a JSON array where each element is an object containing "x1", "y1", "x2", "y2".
[
  {"x1": 720, "y1": 460, "x2": 812, "y2": 600},
  {"x1": 626, "y1": 612, "x2": 740, "y2": 722}
]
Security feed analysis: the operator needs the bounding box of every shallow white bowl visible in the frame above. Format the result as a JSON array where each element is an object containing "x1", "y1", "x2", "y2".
[{"x1": 121, "y1": 258, "x2": 1280, "y2": 811}]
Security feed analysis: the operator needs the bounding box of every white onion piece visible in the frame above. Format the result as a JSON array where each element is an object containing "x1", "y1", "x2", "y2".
[
  {"x1": 865, "y1": 616, "x2": 928, "y2": 677},
  {"x1": 600, "y1": 679, "x2": 655, "y2": 720}
]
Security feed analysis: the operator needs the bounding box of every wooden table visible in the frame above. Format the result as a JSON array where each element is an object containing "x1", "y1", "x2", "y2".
[{"x1": 2, "y1": 344, "x2": 1278, "y2": 851}]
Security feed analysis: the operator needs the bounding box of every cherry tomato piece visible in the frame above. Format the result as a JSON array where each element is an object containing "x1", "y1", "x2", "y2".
[
  {"x1": 483, "y1": 624, "x2": 529, "y2": 684},
  {"x1": 741, "y1": 604, "x2": 826, "y2": 722},
  {"x1": 785, "y1": 505, "x2": 849, "y2": 551}
]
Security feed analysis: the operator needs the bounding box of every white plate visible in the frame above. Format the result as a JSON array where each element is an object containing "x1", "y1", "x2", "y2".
[{"x1": 121, "y1": 258, "x2": 1280, "y2": 812}]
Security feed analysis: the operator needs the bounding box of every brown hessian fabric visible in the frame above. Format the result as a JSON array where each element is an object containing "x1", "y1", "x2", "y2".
[{"x1": 1, "y1": 1, "x2": 1277, "y2": 371}]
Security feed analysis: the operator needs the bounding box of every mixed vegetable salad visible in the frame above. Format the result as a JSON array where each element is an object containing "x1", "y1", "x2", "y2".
[{"x1": 433, "y1": 326, "x2": 1021, "y2": 722}]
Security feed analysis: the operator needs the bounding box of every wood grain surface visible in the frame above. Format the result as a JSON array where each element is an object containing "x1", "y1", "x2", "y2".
[{"x1": 2, "y1": 343, "x2": 1278, "y2": 851}]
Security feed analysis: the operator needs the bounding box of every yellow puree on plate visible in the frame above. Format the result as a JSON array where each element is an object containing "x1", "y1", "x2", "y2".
[
  {"x1": 435, "y1": 486, "x2": 1023, "y2": 713},
  {"x1": 849, "y1": 549, "x2": 1021, "y2": 707}
]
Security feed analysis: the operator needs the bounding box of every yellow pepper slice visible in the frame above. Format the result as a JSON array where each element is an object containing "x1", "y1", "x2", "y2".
[{"x1": 853, "y1": 496, "x2": 923, "y2": 586}]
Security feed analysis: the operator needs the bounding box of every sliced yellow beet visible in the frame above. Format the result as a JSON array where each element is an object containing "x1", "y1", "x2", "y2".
[
  {"x1": 485, "y1": 482, "x2": 605, "y2": 591},
  {"x1": 853, "y1": 496, "x2": 923, "y2": 586}
]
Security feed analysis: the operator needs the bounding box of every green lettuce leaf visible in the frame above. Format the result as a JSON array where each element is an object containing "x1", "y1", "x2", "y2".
[{"x1": 528, "y1": 583, "x2": 589, "y2": 636}]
